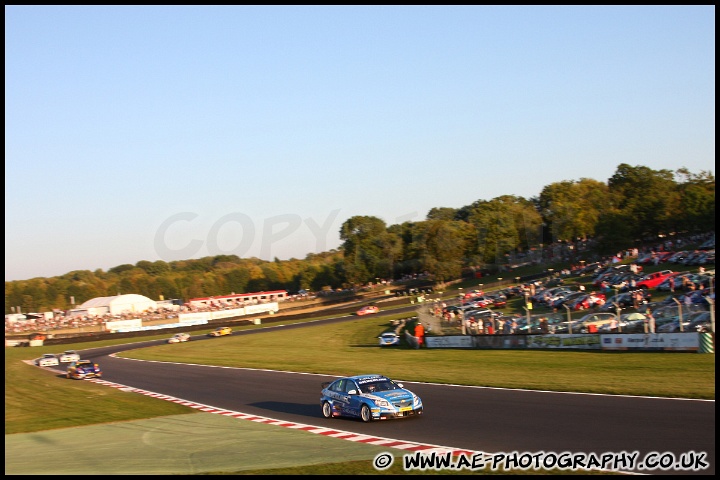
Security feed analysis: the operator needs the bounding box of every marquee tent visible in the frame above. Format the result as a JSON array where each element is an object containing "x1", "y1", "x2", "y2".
[{"x1": 77, "y1": 294, "x2": 158, "y2": 316}]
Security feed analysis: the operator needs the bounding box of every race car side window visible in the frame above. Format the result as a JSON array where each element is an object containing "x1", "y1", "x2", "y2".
[
  {"x1": 344, "y1": 380, "x2": 358, "y2": 394},
  {"x1": 330, "y1": 379, "x2": 345, "y2": 393}
]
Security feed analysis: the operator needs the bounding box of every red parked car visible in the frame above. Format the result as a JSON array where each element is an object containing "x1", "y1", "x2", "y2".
[
  {"x1": 635, "y1": 270, "x2": 675, "y2": 289},
  {"x1": 567, "y1": 293, "x2": 606, "y2": 311}
]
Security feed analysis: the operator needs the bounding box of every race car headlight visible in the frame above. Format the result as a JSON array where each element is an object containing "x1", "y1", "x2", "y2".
[
  {"x1": 413, "y1": 394, "x2": 421, "y2": 405},
  {"x1": 374, "y1": 399, "x2": 391, "y2": 408}
]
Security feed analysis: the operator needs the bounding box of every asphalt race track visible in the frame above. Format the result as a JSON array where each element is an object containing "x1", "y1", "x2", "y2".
[{"x1": 10, "y1": 319, "x2": 716, "y2": 475}]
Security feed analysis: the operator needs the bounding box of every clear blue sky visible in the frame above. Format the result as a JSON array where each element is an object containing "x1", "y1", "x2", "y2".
[{"x1": 5, "y1": 6, "x2": 715, "y2": 282}]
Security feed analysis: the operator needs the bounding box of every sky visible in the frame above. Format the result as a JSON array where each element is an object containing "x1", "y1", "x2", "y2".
[{"x1": 5, "y1": 5, "x2": 715, "y2": 282}]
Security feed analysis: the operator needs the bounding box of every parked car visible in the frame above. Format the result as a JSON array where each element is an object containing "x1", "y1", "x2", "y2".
[
  {"x1": 356, "y1": 305, "x2": 380, "y2": 316},
  {"x1": 168, "y1": 332, "x2": 191, "y2": 343},
  {"x1": 550, "y1": 291, "x2": 585, "y2": 310},
  {"x1": 686, "y1": 311, "x2": 713, "y2": 333},
  {"x1": 466, "y1": 296, "x2": 495, "y2": 308},
  {"x1": 320, "y1": 374, "x2": 423, "y2": 422},
  {"x1": 486, "y1": 293, "x2": 508, "y2": 308},
  {"x1": 66, "y1": 360, "x2": 102, "y2": 380},
  {"x1": 611, "y1": 313, "x2": 648, "y2": 333},
  {"x1": 442, "y1": 305, "x2": 463, "y2": 316},
  {"x1": 635, "y1": 270, "x2": 675, "y2": 289},
  {"x1": 597, "y1": 293, "x2": 627, "y2": 312},
  {"x1": 34, "y1": 353, "x2": 59, "y2": 367},
  {"x1": 691, "y1": 273, "x2": 715, "y2": 290},
  {"x1": 646, "y1": 305, "x2": 697, "y2": 331},
  {"x1": 463, "y1": 308, "x2": 496, "y2": 321},
  {"x1": 59, "y1": 350, "x2": 81, "y2": 363},
  {"x1": 699, "y1": 250, "x2": 715, "y2": 265},
  {"x1": 536, "y1": 287, "x2": 568, "y2": 303},
  {"x1": 667, "y1": 251, "x2": 690, "y2": 263},
  {"x1": 574, "y1": 313, "x2": 619, "y2": 333},
  {"x1": 378, "y1": 332, "x2": 400, "y2": 346},
  {"x1": 207, "y1": 326, "x2": 232, "y2": 337},
  {"x1": 463, "y1": 290, "x2": 485, "y2": 301},
  {"x1": 598, "y1": 290, "x2": 651, "y2": 312},
  {"x1": 566, "y1": 293, "x2": 606, "y2": 311},
  {"x1": 532, "y1": 286, "x2": 571, "y2": 305},
  {"x1": 544, "y1": 277, "x2": 565, "y2": 287},
  {"x1": 658, "y1": 311, "x2": 713, "y2": 333},
  {"x1": 578, "y1": 261, "x2": 603, "y2": 274},
  {"x1": 552, "y1": 319, "x2": 581, "y2": 334},
  {"x1": 655, "y1": 272, "x2": 691, "y2": 291},
  {"x1": 516, "y1": 314, "x2": 565, "y2": 334}
]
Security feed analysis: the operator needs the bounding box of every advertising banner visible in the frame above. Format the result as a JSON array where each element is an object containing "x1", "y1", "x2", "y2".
[
  {"x1": 245, "y1": 302, "x2": 279, "y2": 315},
  {"x1": 105, "y1": 318, "x2": 143, "y2": 332},
  {"x1": 178, "y1": 312, "x2": 211, "y2": 323},
  {"x1": 473, "y1": 335, "x2": 528, "y2": 349},
  {"x1": 526, "y1": 334, "x2": 601, "y2": 350},
  {"x1": 211, "y1": 308, "x2": 244, "y2": 320},
  {"x1": 601, "y1": 333, "x2": 699, "y2": 351},
  {"x1": 426, "y1": 336, "x2": 474, "y2": 348}
]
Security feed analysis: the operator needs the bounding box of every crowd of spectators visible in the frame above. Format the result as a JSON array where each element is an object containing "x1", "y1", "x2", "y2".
[
  {"x1": 5, "y1": 296, "x2": 286, "y2": 336},
  {"x1": 4, "y1": 307, "x2": 180, "y2": 335}
]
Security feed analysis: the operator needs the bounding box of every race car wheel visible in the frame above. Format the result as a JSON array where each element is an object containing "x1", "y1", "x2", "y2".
[
  {"x1": 360, "y1": 404, "x2": 372, "y2": 423},
  {"x1": 322, "y1": 401, "x2": 333, "y2": 419}
]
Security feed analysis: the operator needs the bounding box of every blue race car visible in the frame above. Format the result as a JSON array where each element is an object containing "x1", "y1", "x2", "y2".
[
  {"x1": 320, "y1": 374, "x2": 423, "y2": 422},
  {"x1": 66, "y1": 360, "x2": 102, "y2": 380}
]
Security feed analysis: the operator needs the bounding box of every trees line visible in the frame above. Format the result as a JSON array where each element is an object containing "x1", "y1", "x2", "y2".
[{"x1": 5, "y1": 163, "x2": 714, "y2": 314}]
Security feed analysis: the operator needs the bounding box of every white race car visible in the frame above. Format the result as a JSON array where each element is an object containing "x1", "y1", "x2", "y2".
[
  {"x1": 59, "y1": 350, "x2": 81, "y2": 363},
  {"x1": 378, "y1": 332, "x2": 400, "y2": 346},
  {"x1": 35, "y1": 354, "x2": 60, "y2": 367},
  {"x1": 168, "y1": 333, "x2": 191, "y2": 344}
]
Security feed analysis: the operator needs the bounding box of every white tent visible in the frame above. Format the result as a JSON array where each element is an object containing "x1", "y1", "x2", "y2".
[{"x1": 78, "y1": 294, "x2": 158, "y2": 316}]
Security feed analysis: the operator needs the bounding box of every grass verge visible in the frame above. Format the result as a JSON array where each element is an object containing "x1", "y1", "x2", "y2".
[{"x1": 5, "y1": 304, "x2": 714, "y2": 474}]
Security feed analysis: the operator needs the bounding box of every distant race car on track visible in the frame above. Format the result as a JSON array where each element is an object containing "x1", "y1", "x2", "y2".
[
  {"x1": 168, "y1": 333, "x2": 191, "y2": 343},
  {"x1": 59, "y1": 350, "x2": 80, "y2": 363},
  {"x1": 34, "y1": 354, "x2": 60, "y2": 367},
  {"x1": 356, "y1": 305, "x2": 379, "y2": 316},
  {"x1": 320, "y1": 374, "x2": 423, "y2": 422},
  {"x1": 208, "y1": 326, "x2": 232, "y2": 337},
  {"x1": 66, "y1": 360, "x2": 102, "y2": 380}
]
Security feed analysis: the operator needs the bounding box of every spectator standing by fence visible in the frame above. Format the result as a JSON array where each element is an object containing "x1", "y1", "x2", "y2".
[
  {"x1": 610, "y1": 317, "x2": 619, "y2": 332},
  {"x1": 414, "y1": 322, "x2": 425, "y2": 348},
  {"x1": 646, "y1": 308, "x2": 656, "y2": 333}
]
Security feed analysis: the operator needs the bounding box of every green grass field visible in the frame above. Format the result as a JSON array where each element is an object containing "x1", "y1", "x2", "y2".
[
  {"x1": 6, "y1": 260, "x2": 715, "y2": 474},
  {"x1": 6, "y1": 310, "x2": 715, "y2": 474}
]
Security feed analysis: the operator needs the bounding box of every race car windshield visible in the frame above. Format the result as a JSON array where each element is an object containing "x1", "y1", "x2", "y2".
[{"x1": 362, "y1": 381, "x2": 396, "y2": 393}]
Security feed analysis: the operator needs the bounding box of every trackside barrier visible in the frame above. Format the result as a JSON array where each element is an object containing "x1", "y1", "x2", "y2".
[
  {"x1": 106, "y1": 318, "x2": 143, "y2": 331},
  {"x1": 699, "y1": 333, "x2": 715, "y2": 353},
  {"x1": 425, "y1": 333, "x2": 701, "y2": 352},
  {"x1": 601, "y1": 333, "x2": 699, "y2": 351}
]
